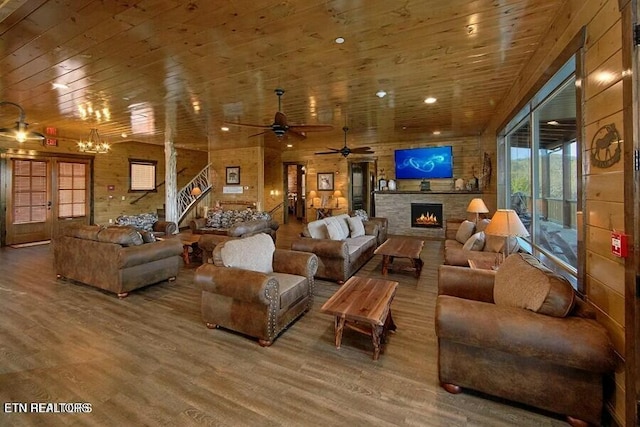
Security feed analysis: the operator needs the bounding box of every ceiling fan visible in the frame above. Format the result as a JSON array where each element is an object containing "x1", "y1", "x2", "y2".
[
  {"x1": 223, "y1": 88, "x2": 333, "y2": 140},
  {"x1": 315, "y1": 126, "x2": 374, "y2": 157}
]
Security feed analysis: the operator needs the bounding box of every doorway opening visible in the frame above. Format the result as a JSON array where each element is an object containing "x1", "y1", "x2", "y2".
[
  {"x1": 283, "y1": 162, "x2": 306, "y2": 224},
  {"x1": 348, "y1": 159, "x2": 377, "y2": 216}
]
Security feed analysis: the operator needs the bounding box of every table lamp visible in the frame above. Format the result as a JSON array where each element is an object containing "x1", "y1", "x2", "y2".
[
  {"x1": 466, "y1": 198, "x2": 489, "y2": 224},
  {"x1": 484, "y1": 209, "x2": 529, "y2": 263},
  {"x1": 308, "y1": 190, "x2": 317, "y2": 207},
  {"x1": 333, "y1": 190, "x2": 342, "y2": 208}
]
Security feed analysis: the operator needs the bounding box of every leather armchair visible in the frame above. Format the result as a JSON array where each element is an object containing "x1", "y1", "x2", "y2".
[
  {"x1": 435, "y1": 263, "x2": 616, "y2": 426},
  {"x1": 197, "y1": 219, "x2": 279, "y2": 263},
  {"x1": 195, "y1": 235, "x2": 318, "y2": 346}
]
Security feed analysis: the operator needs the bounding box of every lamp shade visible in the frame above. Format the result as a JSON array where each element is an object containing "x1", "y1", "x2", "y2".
[
  {"x1": 484, "y1": 209, "x2": 530, "y2": 237},
  {"x1": 466, "y1": 198, "x2": 489, "y2": 214},
  {"x1": 190, "y1": 186, "x2": 202, "y2": 196},
  {"x1": 333, "y1": 190, "x2": 342, "y2": 198},
  {"x1": 308, "y1": 190, "x2": 317, "y2": 198}
]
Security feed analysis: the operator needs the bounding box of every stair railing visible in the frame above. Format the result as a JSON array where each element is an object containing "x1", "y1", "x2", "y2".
[{"x1": 177, "y1": 164, "x2": 212, "y2": 223}]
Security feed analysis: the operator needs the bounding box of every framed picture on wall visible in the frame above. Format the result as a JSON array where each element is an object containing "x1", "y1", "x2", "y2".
[
  {"x1": 226, "y1": 166, "x2": 240, "y2": 184},
  {"x1": 317, "y1": 172, "x2": 334, "y2": 191}
]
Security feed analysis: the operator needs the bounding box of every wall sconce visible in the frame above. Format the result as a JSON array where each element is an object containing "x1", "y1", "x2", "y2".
[
  {"x1": 269, "y1": 189, "x2": 280, "y2": 198},
  {"x1": 0, "y1": 101, "x2": 45, "y2": 143},
  {"x1": 333, "y1": 190, "x2": 343, "y2": 208}
]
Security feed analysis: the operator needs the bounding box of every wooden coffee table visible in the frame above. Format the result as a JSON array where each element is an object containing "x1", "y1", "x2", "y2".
[
  {"x1": 374, "y1": 237, "x2": 424, "y2": 277},
  {"x1": 320, "y1": 276, "x2": 398, "y2": 360},
  {"x1": 176, "y1": 232, "x2": 202, "y2": 265}
]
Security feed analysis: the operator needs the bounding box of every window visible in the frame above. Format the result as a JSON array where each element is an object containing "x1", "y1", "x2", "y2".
[
  {"x1": 129, "y1": 159, "x2": 157, "y2": 191},
  {"x1": 499, "y1": 57, "x2": 578, "y2": 275},
  {"x1": 13, "y1": 159, "x2": 47, "y2": 224},
  {"x1": 58, "y1": 162, "x2": 87, "y2": 218}
]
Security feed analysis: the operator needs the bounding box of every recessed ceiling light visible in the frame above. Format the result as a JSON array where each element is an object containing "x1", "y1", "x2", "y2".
[
  {"x1": 547, "y1": 120, "x2": 560, "y2": 126},
  {"x1": 376, "y1": 90, "x2": 387, "y2": 98},
  {"x1": 221, "y1": 126, "x2": 230, "y2": 132},
  {"x1": 433, "y1": 131, "x2": 441, "y2": 135},
  {"x1": 121, "y1": 133, "x2": 128, "y2": 138},
  {"x1": 52, "y1": 83, "x2": 69, "y2": 90},
  {"x1": 335, "y1": 37, "x2": 345, "y2": 44},
  {"x1": 286, "y1": 144, "x2": 293, "y2": 148},
  {"x1": 424, "y1": 97, "x2": 437, "y2": 104}
]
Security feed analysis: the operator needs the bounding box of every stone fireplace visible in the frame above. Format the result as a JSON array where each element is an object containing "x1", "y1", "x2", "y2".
[{"x1": 411, "y1": 203, "x2": 443, "y2": 228}]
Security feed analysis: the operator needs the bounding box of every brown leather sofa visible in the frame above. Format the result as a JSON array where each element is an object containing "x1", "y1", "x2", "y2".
[
  {"x1": 54, "y1": 225, "x2": 183, "y2": 298},
  {"x1": 115, "y1": 213, "x2": 177, "y2": 237},
  {"x1": 435, "y1": 255, "x2": 616, "y2": 426},
  {"x1": 291, "y1": 214, "x2": 378, "y2": 283},
  {"x1": 197, "y1": 219, "x2": 279, "y2": 263},
  {"x1": 195, "y1": 233, "x2": 318, "y2": 346}
]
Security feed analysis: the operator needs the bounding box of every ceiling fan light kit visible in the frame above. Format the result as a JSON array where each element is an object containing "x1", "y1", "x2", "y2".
[{"x1": 224, "y1": 88, "x2": 333, "y2": 140}]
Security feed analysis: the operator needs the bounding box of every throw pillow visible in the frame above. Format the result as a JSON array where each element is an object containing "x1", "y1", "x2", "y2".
[
  {"x1": 462, "y1": 232, "x2": 485, "y2": 251},
  {"x1": 325, "y1": 217, "x2": 347, "y2": 241},
  {"x1": 494, "y1": 253, "x2": 575, "y2": 317},
  {"x1": 220, "y1": 233, "x2": 274, "y2": 274},
  {"x1": 306, "y1": 220, "x2": 329, "y2": 239},
  {"x1": 347, "y1": 216, "x2": 366, "y2": 238},
  {"x1": 353, "y1": 209, "x2": 369, "y2": 221},
  {"x1": 476, "y1": 218, "x2": 491, "y2": 233},
  {"x1": 455, "y1": 220, "x2": 476, "y2": 244},
  {"x1": 334, "y1": 214, "x2": 351, "y2": 238}
]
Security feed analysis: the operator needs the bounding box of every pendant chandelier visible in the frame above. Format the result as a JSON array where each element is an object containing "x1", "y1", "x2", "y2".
[{"x1": 77, "y1": 128, "x2": 110, "y2": 154}]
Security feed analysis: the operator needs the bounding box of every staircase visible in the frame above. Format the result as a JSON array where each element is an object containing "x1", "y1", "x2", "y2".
[{"x1": 177, "y1": 164, "x2": 213, "y2": 224}]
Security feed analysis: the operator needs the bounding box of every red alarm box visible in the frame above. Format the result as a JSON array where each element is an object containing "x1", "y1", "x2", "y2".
[{"x1": 611, "y1": 231, "x2": 628, "y2": 258}]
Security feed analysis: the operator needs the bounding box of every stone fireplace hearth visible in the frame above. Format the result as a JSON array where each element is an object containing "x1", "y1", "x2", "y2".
[{"x1": 411, "y1": 203, "x2": 443, "y2": 228}]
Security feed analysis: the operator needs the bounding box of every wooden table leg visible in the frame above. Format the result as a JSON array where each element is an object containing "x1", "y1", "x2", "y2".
[
  {"x1": 372, "y1": 325, "x2": 384, "y2": 360},
  {"x1": 334, "y1": 316, "x2": 346, "y2": 349},
  {"x1": 182, "y1": 244, "x2": 190, "y2": 265},
  {"x1": 381, "y1": 255, "x2": 390, "y2": 275},
  {"x1": 412, "y1": 258, "x2": 423, "y2": 277}
]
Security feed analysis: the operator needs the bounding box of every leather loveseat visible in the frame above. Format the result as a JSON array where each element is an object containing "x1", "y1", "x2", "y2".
[
  {"x1": 54, "y1": 225, "x2": 183, "y2": 298},
  {"x1": 291, "y1": 213, "x2": 378, "y2": 283},
  {"x1": 195, "y1": 233, "x2": 318, "y2": 346},
  {"x1": 435, "y1": 254, "x2": 616, "y2": 426},
  {"x1": 444, "y1": 218, "x2": 518, "y2": 267}
]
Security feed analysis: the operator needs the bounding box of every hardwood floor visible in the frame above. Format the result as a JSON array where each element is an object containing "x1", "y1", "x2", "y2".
[{"x1": 0, "y1": 221, "x2": 567, "y2": 426}]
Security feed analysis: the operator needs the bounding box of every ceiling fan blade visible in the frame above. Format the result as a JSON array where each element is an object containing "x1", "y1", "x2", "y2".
[
  {"x1": 289, "y1": 124, "x2": 334, "y2": 132},
  {"x1": 248, "y1": 130, "x2": 268, "y2": 138},
  {"x1": 224, "y1": 121, "x2": 270, "y2": 129},
  {"x1": 315, "y1": 148, "x2": 340, "y2": 154},
  {"x1": 350, "y1": 147, "x2": 374, "y2": 153},
  {"x1": 287, "y1": 129, "x2": 307, "y2": 140}
]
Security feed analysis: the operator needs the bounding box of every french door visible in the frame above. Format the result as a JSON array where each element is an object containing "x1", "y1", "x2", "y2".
[{"x1": 5, "y1": 156, "x2": 91, "y2": 245}]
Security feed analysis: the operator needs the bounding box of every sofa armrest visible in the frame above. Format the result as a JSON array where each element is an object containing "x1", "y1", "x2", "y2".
[
  {"x1": 436, "y1": 295, "x2": 616, "y2": 373},
  {"x1": 153, "y1": 220, "x2": 177, "y2": 235},
  {"x1": 363, "y1": 222, "x2": 378, "y2": 237},
  {"x1": 291, "y1": 237, "x2": 349, "y2": 260},
  {"x1": 189, "y1": 218, "x2": 207, "y2": 232},
  {"x1": 273, "y1": 249, "x2": 318, "y2": 278},
  {"x1": 194, "y1": 264, "x2": 276, "y2": 305},
  {"x1": 438, "y1": 265, "x2": 495, "y2": 303}
]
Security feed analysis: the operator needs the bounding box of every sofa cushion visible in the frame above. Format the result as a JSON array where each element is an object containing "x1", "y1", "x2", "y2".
[
  {"x1": 271, "y1": 272, "x2": 307, "y2": 310},
  {"x1": 97, "y1": 227, "x2": 144, "y2": 246},
  {"x1": 306, "y1": 219, "x2": 329, "y2": 239},
  {"x1": 325, "y1": 217, "x2": 348, "y2": 241},
  {"x1": 140, "y1": 230, "x2": 157, "y2": 243},
  {"x1": 494, "y1": 253, "x2": 575, "y2": 317},
  {"x1": 347, "y1": 216, "x2": 365, "y2": 238},
  {"x1": 462, "y1": 232, "x2": 485, "y2": 251},
  {"x1": 220, "y1": 233, "x2": 275, "y2": 274},
  {"x1": 455, "y1": 220, "x2": 476, "y2": 244}
]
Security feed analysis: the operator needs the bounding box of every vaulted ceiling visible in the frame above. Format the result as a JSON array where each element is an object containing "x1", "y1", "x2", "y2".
[{"x1": 0, "y1": 0, "x2": 565, "y2": 151}]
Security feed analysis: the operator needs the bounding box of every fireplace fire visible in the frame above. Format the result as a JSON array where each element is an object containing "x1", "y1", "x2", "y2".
[{"x1": 411, "y1": 203, "x2": 443, "y2": 228}]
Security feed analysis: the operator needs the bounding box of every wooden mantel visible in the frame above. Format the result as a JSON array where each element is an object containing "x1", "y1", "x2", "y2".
[{"x1": 374, "y1": 191, "x2": 483, "y2": 238}]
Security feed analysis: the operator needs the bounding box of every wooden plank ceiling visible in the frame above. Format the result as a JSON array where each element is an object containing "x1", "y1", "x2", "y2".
[{"x1": 0, "y1": 0, "x2": 565, "y2": 151}]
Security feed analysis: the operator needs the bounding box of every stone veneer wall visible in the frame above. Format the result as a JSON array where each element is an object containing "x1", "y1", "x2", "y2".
[{"x1": 374, "y1": 191, "x2": 482, "y2": 238}]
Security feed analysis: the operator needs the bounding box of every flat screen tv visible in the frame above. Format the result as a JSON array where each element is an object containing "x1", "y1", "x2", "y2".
[{"x1": 394, "y1": 146, "x2": 453, "y2": 179}]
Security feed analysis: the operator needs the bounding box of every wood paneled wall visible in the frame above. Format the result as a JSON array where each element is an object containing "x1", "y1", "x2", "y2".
[{"x1": 477, "y1": 0, "x2": 627, "y2": 423}]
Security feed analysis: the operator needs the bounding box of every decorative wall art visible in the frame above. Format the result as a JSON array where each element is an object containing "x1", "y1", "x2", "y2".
[
  {"x1": 226, "y1": 166, "x2": 241, "y2": 184},
  {"x1": 317, "y1": 172, "x2": 334, "y2": 191},
  {"x1": 590, "y1": 123, "x2": 622, "y2": 168}
]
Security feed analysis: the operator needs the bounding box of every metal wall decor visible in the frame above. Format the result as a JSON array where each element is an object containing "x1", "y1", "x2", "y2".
[{"x1": 590, "y1": 123, "x2": 621, "y2": 168}]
